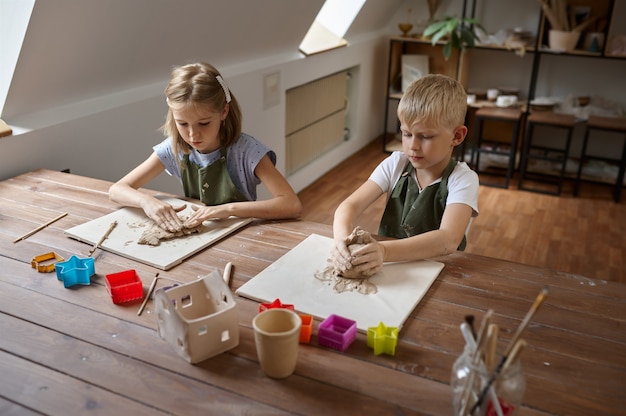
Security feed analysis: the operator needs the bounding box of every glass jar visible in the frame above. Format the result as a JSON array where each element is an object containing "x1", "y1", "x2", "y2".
[{"x1": 450, "y1": 346, "x2": 526, "y2": 416}]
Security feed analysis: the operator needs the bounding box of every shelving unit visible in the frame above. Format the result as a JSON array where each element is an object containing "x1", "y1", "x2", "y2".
[
  {"x1": 382, "y1": 0, "x2": 626, "y2": 195},
  {"x1": 382, "y1": 36, "x2": 465, "y2": 152}
]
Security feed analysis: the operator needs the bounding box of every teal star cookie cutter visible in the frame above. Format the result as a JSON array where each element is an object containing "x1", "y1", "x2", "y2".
[{"x1": 55, "y1": 255, "x2": 95, "y2": 288}]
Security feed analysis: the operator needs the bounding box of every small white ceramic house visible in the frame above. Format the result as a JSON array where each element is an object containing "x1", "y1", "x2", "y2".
[{"x1": 155, "y1": 269, "x2": 239, "y2": 364}]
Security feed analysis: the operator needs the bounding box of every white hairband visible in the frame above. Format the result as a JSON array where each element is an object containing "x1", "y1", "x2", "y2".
[{"x1": 215, "y1": 75, "x2": 232, "y2": 103}]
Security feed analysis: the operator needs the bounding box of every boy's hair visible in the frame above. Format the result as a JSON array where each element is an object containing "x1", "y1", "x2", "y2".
[
  {"x1": 162, "y1": 62, "x2": 243, "y2": 158},
  {"x1": 397, "y1": 74, "x2": 467, "y2": 130}
]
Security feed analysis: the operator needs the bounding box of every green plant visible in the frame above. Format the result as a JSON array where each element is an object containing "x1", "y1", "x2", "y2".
[{"x1": 423, "y1": 16, "x2": 485, "y2": 60}]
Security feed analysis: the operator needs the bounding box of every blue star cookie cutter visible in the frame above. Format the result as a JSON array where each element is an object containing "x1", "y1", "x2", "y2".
[
  {"x1": 367, "y1": 322, "x2": 399, "y2": 356},
  {"x1": 55, "y1": 255, "x2": 95, "y2": 288}
]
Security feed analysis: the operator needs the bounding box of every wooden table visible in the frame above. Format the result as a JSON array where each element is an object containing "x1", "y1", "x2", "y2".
[{"x1": 1, "y1": 169, "x2": 625, "y2": 416}]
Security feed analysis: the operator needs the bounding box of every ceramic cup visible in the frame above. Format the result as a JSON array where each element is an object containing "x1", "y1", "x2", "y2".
[
  {"x1": 487, "y1": 88, "x2": 499, "y2": 101},
  {"x1": 252, "y1": 308, "x2": 302, "y2": 378},
  {"x1": 496, "y1": 95, "x2": 518, "y2": 107}
]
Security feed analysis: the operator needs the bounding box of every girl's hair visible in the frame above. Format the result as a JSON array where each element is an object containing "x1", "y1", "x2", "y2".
[
  {"x1": 162, "y1": 62, "x2": 243, "y2": 157},
  {"x1": 397, "y1": 73, "x2": 467, "y2": 130}
]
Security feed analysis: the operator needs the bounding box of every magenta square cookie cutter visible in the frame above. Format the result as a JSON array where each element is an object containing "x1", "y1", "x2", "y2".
[
  {"x1": 318, "y1": 314, "x2": 357, "y2": 352},
  {"x1": 55, "y1": 255, "x2": 95, "y2": 288}
]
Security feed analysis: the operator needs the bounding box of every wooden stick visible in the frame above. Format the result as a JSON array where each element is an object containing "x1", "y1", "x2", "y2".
[
  {"x1": 13, "y1": 212, "x2": 68, "y2": 243},
  {"x1": 137, "y1": 273, "x2": 160, "y2": 316},
  {"x1": 223, "y1": 262, "x2": 233, "y2": 285},
  {"x1": 502, "y1": 339, "x2": 527, "y2": 372},
  {"x1": 485, "y1": 323, "x2": 499, "y2": 371},
  {"x1": 88, "y1": 220, "x2": 118, "y2": 256}
]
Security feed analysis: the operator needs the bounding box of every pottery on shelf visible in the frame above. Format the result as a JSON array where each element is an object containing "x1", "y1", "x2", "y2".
[{"x1": 398, "y1": 23, "x2": 413, "y2": 37}]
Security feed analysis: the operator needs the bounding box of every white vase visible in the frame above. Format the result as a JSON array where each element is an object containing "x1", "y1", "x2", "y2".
[{"x1": 548, "y1": 30, "x2": 580, "y2": 52}]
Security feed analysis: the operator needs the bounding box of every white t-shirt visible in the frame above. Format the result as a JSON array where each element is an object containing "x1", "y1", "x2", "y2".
[
  {"x1": 153, "y1": 133, "x2": 275, "y2": 201},
  {"x1": 369, "y1": 151, "x2": 479, "y2": 217}
]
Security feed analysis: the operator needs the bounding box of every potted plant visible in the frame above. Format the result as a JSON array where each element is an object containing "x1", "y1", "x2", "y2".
[{"x1": 423, "y1": 15, "x2": 486, "y2": 60}]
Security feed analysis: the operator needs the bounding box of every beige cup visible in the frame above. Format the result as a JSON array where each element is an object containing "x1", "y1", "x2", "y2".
[{"x1": 252, "y1": 308, "x2": 301, "y2": 378}]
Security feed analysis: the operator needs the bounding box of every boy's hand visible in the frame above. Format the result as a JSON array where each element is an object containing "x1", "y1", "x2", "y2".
[
  {"x1": 330, "y1": 240, "x2": 352, "y2": 271},
  {"x1": 349, "y1": 241, "x2": 385, "y2": 276}
]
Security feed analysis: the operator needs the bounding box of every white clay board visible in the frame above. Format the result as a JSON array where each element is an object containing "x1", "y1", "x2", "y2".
[
  {"x1": 236, "y1": 233, "x2": 444, "y2": 333},
  {"x1": 65, "y1": 197, "x2": 252, "y2": 270}
]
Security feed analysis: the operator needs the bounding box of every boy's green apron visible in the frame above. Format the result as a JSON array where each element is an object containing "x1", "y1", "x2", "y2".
[
  {"x1": 379, "y1": 158, "x2": 466, "y2": 250},
  {"x1": 181, "y1": 148, "x2": 247, "y2": 205}
]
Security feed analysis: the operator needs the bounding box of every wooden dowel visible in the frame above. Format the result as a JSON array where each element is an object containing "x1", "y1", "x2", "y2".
[
  {"x1": 223, "y1": 262, "x2": 233, "y2": 285},
  {"x1": 13, "y1": 212, "x2": 68, "y2": 243},
  {"x1": 88, "y1": 220, "x2": 118, "y2": 256}
]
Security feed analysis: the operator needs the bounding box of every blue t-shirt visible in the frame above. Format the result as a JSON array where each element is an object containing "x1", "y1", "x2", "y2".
[{"x1": 153, "y1": 133, "x2": 276, "y2": 201}]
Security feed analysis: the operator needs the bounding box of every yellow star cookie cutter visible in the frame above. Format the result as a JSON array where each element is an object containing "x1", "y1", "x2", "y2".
[{"x1": 31, "y1": 252, "x2": 65, "y2": 273}]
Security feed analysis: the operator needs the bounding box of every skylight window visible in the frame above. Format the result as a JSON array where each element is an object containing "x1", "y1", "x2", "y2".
[{"x1": 299, "y1": 0, "x2": 366, "y2": 56}]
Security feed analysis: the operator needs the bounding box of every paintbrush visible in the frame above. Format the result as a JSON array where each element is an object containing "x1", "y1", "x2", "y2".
[
  {"x1": 137, "y1": 273, "x2": 160, "y2": 316},
  {"x1": 470, "y1": 287, "x2": 549, "y2": 414}
]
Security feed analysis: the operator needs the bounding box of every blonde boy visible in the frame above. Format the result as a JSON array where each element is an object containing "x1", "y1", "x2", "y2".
[{"x1": 331, "y1": 74, "x2": 479, "y2": 276}]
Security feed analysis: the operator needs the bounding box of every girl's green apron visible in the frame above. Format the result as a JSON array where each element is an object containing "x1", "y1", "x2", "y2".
[
  {"x1": 180, "y1": 148, "x2": 247, "y2": 205},
  {"x1": 379, "y1": 158, "x2": 466, "y2": 250}
]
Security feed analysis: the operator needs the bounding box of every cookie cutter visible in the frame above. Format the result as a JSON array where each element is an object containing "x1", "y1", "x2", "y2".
[
  {"x1": 105, "y1": 269, "x2": 143, "y2": 304},
  {"x1": 31, "y1": 252, "x2": 65, "y2": 273},
  {"x1": 258, "y1": 298, "x2": 294, "y2": 313},
  {"x1": 55, "y1": 255, "x2": 95, "y2": 288},
  {"x1": 367, "y1": 322, "x2": 398, "y2": 356},
  {"x1": 299, "y1": 314, "x2": 313, "y2": 344},
  {"x1": 318, "y1": 314, "x2": 357, "y2": 352}
]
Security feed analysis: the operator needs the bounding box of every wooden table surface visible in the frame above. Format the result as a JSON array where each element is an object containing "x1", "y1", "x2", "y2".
[{"x1": 1, "y1": 169, "x2": 625, "y2": 416}]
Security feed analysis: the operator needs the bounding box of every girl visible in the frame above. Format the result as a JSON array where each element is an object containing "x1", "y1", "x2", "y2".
[{"x1": 109, "y1": 62, "x2": 302, "y2": 232}]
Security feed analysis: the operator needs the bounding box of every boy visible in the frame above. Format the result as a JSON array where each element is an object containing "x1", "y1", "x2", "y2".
[{"x1": 331, "y1": 74, "x2": 479, "y2": 276}]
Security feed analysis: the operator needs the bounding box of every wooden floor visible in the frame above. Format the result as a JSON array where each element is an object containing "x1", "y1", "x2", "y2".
[{"x1": 298, "y1": 139, "x2": 626, "y2": 284}]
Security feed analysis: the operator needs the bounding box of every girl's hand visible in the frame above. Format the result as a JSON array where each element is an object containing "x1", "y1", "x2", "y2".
[
  {"x1": 143, "y1": 200, "x2": 186, "y2": 232},
  {"x1": 183, "y1": 204, "x2": 231, "y2": 228},
  {"x1": 348, "y1": 241, "x2": 385, "y2": 276}
]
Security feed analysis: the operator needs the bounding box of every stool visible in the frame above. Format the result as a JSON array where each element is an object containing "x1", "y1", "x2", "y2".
[
  {"x1": 574, "y1": 115, "x2": 626, "y2": 202},
  {"x1": 470, "y1": 107, "x2": 523, "y2": 188},
  {"x1": 518, "y1": 111, "x2": 581, "y2": 195}
]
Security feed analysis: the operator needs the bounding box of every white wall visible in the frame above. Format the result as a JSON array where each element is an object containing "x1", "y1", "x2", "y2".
[{"x1": 0, "y1": 0, "x2": 400, "y2": 196}]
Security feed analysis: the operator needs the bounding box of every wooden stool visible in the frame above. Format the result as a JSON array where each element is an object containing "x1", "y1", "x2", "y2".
[
  {"x1": 574, "y1": 115, "x2": 626, "y2": 202},
  {"x1": 518, "y1": 111, "x2": 581, "y2": 195},
  {"x1": 470, "y1": 107, "x2": 523, "y2": 188}
]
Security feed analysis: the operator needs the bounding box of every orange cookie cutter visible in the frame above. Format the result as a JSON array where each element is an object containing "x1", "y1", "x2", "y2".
[{"x1": 31, "y1": 252, "x2": 65, "y2": 273}]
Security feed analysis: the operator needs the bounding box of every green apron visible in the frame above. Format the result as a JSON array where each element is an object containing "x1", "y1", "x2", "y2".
[
  {"x1": 378, "y1": 158, "x2": 466, "y2": 251},
  {"x1": 180, "y1": 148, "x2": 247, "y2": 206}
]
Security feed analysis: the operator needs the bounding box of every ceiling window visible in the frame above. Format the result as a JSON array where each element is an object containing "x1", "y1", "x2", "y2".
[{"x1": 299, "y1": 0, "x2": 366, "y2": 56}]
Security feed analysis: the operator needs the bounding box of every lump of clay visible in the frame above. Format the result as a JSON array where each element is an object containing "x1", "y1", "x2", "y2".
[
  {"x1": 137, "y1": 216, "x2": 206, "y2": 246},
  {"x1": 337, "y1": 226, "x2": 374, "y2": 279}
]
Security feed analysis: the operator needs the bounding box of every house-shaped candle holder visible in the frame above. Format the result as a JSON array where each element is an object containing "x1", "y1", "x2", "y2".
[
  {"x1": 55, "y1": 255, "x2": 95, "y2": 288},
  {"x1": 155, "y1": 269, "x2": 239, "y2": 364},
  {"x1": 367, "y1": 322, "x2": 398, "y2": 356},
  {"x1": 105, "y1": 269, "x2": 143, "y2": 304},
  {"x1": 318, "y1": 314, "x2": 357, "y2": 352}
]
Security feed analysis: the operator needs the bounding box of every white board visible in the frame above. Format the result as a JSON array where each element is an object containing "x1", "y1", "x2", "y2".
[
  {"x1": 236, "y1": 234, "x2": 444, "y2": 333},
  {"x1": 65, "y1": 197, "x2": 252, "y2": 270}
]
